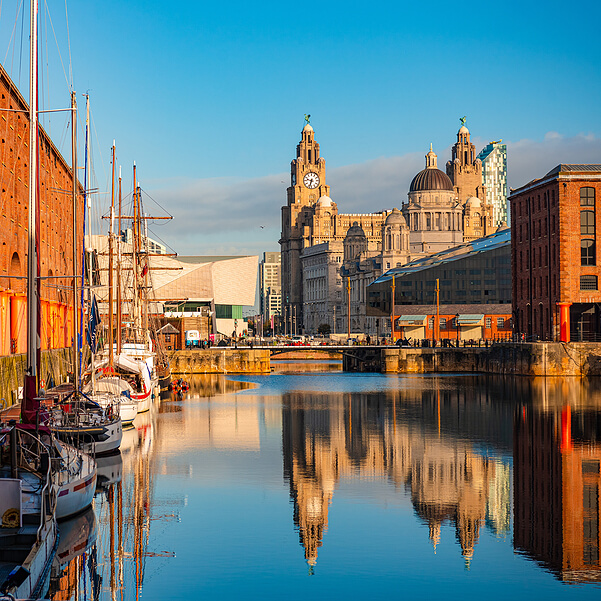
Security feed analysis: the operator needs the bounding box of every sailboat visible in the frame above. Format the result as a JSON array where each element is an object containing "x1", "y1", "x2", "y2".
[
  {"x1": 18, "y1": 10, "x2": 98, "y2": 520},
  {"x1": 0, "y1": 424, "x2": 58, "y2": 599},
  {"x1": 45, "y1": 95, "x2": 123, "y2": 457},
  {"x1": 89, "y1": 163, "x2": 165, "y2": 415},
  {"x1": 0, "y1": 3, "x2": 58, "y2": 598}
]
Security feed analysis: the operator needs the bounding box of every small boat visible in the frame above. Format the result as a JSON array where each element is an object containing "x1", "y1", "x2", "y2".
[
  {"x1": 83, "y1": 377, "x2": 138, "y2": 425},
  {"x1": 0, "y1": 424, "x2": 58, "y2": 600},
  {"x1": 45, "y1": 385, "x2": 123, "y2": 456},
  {"x1": 51, "y1": 437, "x2": 97, "y2": 521}
]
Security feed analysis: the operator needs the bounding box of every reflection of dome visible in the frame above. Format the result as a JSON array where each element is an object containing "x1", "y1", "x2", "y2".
[
  {"x1": 303, "y1": 123, "x2": 314, "y2": 133},
  {"x1": 346, "y1": 221, "x2": 366, "y2": 238},
  {"x1": 317, "y1": 195, "x2": 332, "y2": 207},
  {"x1": 410, "y1": 168, "x2": 454, "y2": 192},
  {"x1": 385, "y1": 208, "x2": 406, "y2": 225}
]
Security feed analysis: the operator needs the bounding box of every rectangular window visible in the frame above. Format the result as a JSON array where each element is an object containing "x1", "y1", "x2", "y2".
[
  {"x1": 497, "y1": 317, "x2": 505, "y2": 329},
  {"x1": 581, "y1": 187, "x2": 596, "y2": 207},
  {"x1": 582, "y1": 239, "x2": 596, "y2": 266},
  {"x1": 581, "y1": 210, "x2": 595, "y2": 235},
  {"x1": 440, "y1": 318, "x2": 446, "y2": 330},
  {"x1": 428, "y1": 318, "x2": 434, "y2": 329},
  {"x1": 581, "y1": 275, "x2": 598, "y2": 290},
  {"x1": 485, "y1": 317, "x2": 492, "y2": 328}
]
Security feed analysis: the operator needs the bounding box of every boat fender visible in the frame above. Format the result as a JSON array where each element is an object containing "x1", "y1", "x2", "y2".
[{"x1": 2, "y1": 507, "x2": 19, "y2": 528}]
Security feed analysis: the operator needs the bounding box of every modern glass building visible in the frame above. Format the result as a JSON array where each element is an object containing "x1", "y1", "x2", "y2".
[
  {"x1": 478, "y1": 142, "x2": 508, "y2": 227},
  {"x1": 366, "y1": 227, "x2": 511, "y2": 317}
]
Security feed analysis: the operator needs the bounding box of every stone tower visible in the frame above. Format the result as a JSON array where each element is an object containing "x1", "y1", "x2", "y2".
[
  {"x1": 446, "y1": 121, "x2": 486, "y2": 203},
  {"x1": 446, "y1": 120, "x2": 494, "y2": 241},
  {"x1": 280, "y1": 121, "x2": 332, "y2": 329}
]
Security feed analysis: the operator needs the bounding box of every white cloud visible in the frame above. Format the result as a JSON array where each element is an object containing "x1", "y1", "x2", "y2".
[{"x1": 145, "y1": 132, "x2": 601, "y2": 255}]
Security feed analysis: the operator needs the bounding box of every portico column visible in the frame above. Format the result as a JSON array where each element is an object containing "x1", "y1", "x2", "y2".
[{"x1": 557, "y1": 302, "x2": 571, "y2": 342}]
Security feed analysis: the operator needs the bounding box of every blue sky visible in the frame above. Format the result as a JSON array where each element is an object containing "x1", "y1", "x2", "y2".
[{"x1": 2, "y1": 0, "x2": 600, "y2": 255}]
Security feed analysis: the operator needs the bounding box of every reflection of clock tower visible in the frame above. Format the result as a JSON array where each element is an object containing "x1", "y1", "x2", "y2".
[{"x1": 280, "y1": 120, "x2": 331, "y2": 331}]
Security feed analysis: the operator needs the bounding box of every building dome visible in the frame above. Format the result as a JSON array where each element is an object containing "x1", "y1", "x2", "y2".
[
  {"x1": 303, "y1": 123, "x2": 314, "y2": 133},
  {"x1": 458, "y1": 125, "x2": 469, "y2": 134},
  {"x1": 465, "y1": 196, "x2": 481, "y2": 207},
  {"x1": 346, "y1": 221, "x2": 366, "y2": 238},
  {"x1": 409, "y1": 167, "x2": 454, "y2": 192},
  {"x1": 317, "y1": 195, "x2": 332, "y2": 207},
  {"x1": 409, "y1": 146, "x2": 454, "y2": 193},
  {"x1": 385, "y1": 208, "x2": 406, "y2": 226}
]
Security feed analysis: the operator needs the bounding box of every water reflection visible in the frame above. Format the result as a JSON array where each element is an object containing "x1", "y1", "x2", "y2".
[
  {"x1": 513, "y1": 378, "x2": 601, "y2": 583},
  {"x1": 282, "y1": 380, "x2": 513, "y2": 569},
  {"x1": 48, "y1": 374, "x2": 601, "y2": 599}
]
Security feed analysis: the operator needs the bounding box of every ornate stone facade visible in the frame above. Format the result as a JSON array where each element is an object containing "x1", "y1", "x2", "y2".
[
  {"x1": 280, "y1": 122, "x2": 388, "y2": 332},
  {"x1": 281, "y1": 120, "x2": 501, "y2": 335},
  {"x1": 446, "y1": 123, "x2": 495, "y2": 241}
]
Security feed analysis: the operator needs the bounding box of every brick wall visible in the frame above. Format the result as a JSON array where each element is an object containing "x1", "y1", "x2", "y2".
[
  {"x1": 511, "y1": 168, "x2": 601, "y2": 340},
  {"x1": 0, "y1": 65, "x2": 83, "y2": 353}
]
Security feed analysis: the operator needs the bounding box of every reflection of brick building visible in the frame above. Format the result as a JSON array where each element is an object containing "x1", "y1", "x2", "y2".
[
  {"x1": 0, "y1": 65, "x2": 83, "y2": 355},
  {"x1": 509, "y1": 165, "x2": 601, "y2": 341},
  {"x1": 514, "y1": 405, "x2": 601, "y2": 581}
]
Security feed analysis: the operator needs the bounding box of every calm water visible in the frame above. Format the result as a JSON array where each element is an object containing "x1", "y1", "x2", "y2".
[{"x1": 50, "y1": 371, "x2": 601, "y2": 600}]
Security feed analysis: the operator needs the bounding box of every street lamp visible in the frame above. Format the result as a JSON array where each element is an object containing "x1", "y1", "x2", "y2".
[{"x1": 455, "y1": 313, "x2": 460, "y2": 346}]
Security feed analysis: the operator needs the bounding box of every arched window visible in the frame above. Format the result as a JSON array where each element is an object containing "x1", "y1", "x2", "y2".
[{"x1": 581, "y1": 211, "x2": 595, "y2": 235}]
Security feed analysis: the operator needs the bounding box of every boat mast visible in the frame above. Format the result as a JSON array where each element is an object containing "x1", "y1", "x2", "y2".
[
  {"x1": 117, "y1": 168, "x2": 122, "y2": 355},
  {"x1": 108, "y1": 143, "x2": 115, "y2": 369},
  {"x1": 132, "y1": 163, "x2": 140, "y2": 343},
  {"x1": 79, "y1": 94, "x2": 92, "y2": 384},
  {"x1": 71, "y1": 90, "x2": 79, "y2": 390},
  {"x1": 24, "y1": 0, "x2": 39, "y2": 411}
]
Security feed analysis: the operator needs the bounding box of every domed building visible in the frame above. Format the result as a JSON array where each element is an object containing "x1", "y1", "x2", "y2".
[{"x1": 402, "y1": 145, "x2": 464, "y2": 256}]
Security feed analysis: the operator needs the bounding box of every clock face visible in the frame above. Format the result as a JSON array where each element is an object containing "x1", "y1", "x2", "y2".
[{"x1": 303, "y1": 172, "x2": 320, "y2": 189}]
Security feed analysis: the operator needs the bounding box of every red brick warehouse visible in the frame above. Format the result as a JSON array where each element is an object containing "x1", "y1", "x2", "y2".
[
  {"x1": 510, "y1": 165, "x2": 601, "y2": 341},
  {"x1": 0, "y1": 64, "x2": 84, "y2": 355}
]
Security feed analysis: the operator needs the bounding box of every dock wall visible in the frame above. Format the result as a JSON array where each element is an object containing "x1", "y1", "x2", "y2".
[
  {"x1": 0, "y1": 348, "x2": 72, "y2": 407},
  {"x1": 169, "y1": 349, "x2": 271, "y2": 375},
  {"x1": 377, "y1": 343, "x2": 601, "y2": 376}
]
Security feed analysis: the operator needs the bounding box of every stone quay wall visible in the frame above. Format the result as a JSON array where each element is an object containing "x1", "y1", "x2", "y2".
[
  {"x1": 169, "y1": 349, "x2": 271, "y2": 375},
  {"x1": 380, "y1": 343, "x2": 601, "y2": 376},
  {"x1": 0, "y1": 348, "x2": 72, "y2": 408}
]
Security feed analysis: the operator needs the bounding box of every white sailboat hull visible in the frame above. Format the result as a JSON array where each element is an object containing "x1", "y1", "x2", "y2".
[{"x1": 54, "y1": 442, "x2": 97, "y2": 520}]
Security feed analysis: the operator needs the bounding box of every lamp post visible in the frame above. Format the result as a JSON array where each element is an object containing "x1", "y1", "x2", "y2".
[
  {"x1": 390, "y1": 275, "x2": 396, "y2": 342},
  {"x1": 435, "y1": 278, "x2": 440, "y2": 346},
  {"x1": 455, "y1": 313, "x2": 460, "y2": 346},
  {"x1": 347, "y1": 277, "x2": 351, "y2": 342}
]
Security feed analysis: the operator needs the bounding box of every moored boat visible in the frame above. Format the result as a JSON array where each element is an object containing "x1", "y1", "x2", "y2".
[
  {"x1": 0, "y1": 424, "x2": 58, "y2": 600},
  {"x1": 45, "y1": 385, "x2": 123, "y2": 456}
]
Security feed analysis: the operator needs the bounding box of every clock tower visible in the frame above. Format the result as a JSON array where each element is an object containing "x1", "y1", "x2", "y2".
[{"x1": 280, "y1": 121, "x2": 332, "y2": 333}]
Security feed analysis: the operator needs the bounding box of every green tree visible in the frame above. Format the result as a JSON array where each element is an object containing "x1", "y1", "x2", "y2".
[{"x1": 317, "y1": 323, "x2": 331, "y2": 336}]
